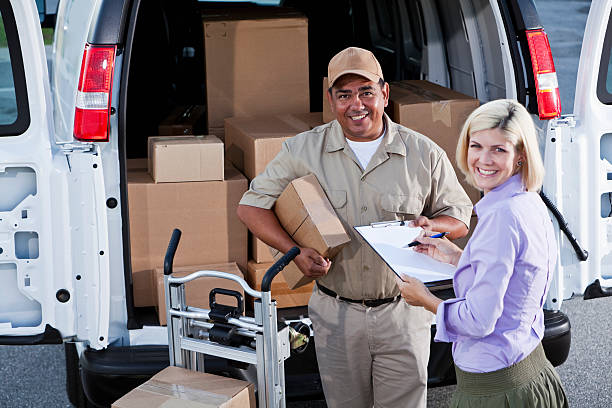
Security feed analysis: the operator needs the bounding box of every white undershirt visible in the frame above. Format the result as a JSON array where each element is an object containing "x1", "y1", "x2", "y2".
[{"x1": 346, "y1": 129, "x2": 385, "y2": 170}]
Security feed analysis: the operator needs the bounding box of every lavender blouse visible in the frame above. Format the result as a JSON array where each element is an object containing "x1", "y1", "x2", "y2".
[{"x1": 434, "y1": 174, "x2": 557, "y2": 373}]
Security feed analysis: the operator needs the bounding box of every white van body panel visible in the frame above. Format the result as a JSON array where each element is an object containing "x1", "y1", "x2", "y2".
[
  {"x1": 0, "y1": 0, "x2": 110, "y2": 349},
  {"x1": 543, "y1": 0, "x2": 612, "y2": 308},
  {"x1": 52, "y1": 0, "x2": 128, "y2": 346}
]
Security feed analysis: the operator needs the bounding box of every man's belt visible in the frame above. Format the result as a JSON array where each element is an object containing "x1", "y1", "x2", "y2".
[{"x1": 316, "y1": 283, "x2": 401, "y2": 307}]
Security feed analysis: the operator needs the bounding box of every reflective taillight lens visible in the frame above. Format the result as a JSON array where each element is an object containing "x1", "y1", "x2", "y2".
[
  {"x1": 73, "y1": 44, "x2": 116, "y2": 141},
  {"x1": 526, "y1": 29, "x2": 561, "y2": 120}
]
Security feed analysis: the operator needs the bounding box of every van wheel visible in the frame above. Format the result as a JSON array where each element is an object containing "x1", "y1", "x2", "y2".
[{"x1": 65, "y1": 343, "x2": 93, "y2": 408}]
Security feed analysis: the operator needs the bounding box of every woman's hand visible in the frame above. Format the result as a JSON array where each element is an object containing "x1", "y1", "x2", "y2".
[
  {"x1": 395, "y1": 276, "x2": 442, "y2": 314},
  {"x1": 413, "y1": 230, "x2": 463, "y2": 266}
]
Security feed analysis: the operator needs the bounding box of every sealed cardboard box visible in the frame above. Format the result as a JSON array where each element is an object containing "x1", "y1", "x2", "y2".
[
  {"x1": 273, "y1": 174, "x2": 351, "y2": 289},
  {"x1": 387, "y1": 80, "x2": 481, "y2": 204},
  {"x1": 148, "y1": 135, "x2": 224, "y2": 183},
  {"x1": 322, "y1": 77, "x2": 334, "y2": 123},
  {"x1": 246, "y1": 260, "x2": 313, "y2": 308},
  {"x1": 153, "y1": 262, "x2": 244, "y2": 326},
  {"x1": 203, "y1": 14, "x2": 310, "y2": 128},
  {"x1": 225, "y1": 112, "x2": 324, "y2": 180},
  {"x1": 128, "y1": 163, "x2": 247, "y2": 307},
  {"x1": 158, "y1": 105, "x2": 207, "y2": 136},
  {"x1": 112, "y1": 366, "x2": 255, "y2": 408},
  {"x1": 251, "y1": 233, "x2": 274, "y2": 263}
]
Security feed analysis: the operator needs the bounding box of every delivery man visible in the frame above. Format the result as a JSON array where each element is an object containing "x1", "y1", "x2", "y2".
[{"x1": 236, "y1": 47, "x2": 472, "y2": 408}]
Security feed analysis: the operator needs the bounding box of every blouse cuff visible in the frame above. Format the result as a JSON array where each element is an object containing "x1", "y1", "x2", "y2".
[{"x1": 434, "y1": 297, "x2": 463, "y2": 343}]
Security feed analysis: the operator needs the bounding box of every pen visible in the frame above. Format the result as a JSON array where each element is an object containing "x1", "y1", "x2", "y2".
[{"x1": 403, "y1": 232, "x2": 449, "y2": 248}]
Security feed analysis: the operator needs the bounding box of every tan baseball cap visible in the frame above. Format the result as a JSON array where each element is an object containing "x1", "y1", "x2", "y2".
[{"x1": 328, "y1": 47, "x2": 384, "y2": 87}]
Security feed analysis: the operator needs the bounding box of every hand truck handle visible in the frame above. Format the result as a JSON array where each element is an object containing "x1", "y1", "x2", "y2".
[
  {"x1": 261, "y1": 246, "x2": 301, "y2": 292},
  {"x1": 164, "y1": 228, "x2": 182, "y2": 276},
  {"x1": 209, "y1": 288, "x2": 244, "y2": 316}
]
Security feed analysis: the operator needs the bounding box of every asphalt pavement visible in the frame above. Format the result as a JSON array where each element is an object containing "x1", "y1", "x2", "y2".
[{"x1": 0, "y1": 1, "x2": 606, "y2": 407}]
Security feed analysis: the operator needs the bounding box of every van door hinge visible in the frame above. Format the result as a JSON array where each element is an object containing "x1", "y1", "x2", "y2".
[
  {"x1": 58, "y1": 142, "x2": 96, "y2": 154},
  {"x1": 551, "y1": 115, "x2": 576, "y2": 128}
]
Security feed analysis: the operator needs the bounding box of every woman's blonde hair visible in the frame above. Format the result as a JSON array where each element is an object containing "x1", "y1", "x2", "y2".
[{"x1": 455, "y1": 99, "x2": 545, "y2": 192}]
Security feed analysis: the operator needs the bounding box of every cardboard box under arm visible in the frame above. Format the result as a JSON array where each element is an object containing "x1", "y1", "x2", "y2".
[{"x1": 272, "y1": 174, "x2": 351, "y2": 289}]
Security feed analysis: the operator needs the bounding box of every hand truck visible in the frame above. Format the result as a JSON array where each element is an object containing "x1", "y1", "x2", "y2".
[{"x1": 163, "y1": 228, "x2": 302, "y2": 408}]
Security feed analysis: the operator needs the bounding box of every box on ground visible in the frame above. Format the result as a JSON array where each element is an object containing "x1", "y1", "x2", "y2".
[
  {"x1": 112, "y1": 366, "x2": 255, "y2": 408},
  {"x1": 128, "y1": 161, "x2": 247, "y2": 307},
  {"x1": 273, "y1": 174, "x2": 351, "y2": 289},
  {"x1": 387, "y1": 80, "x2": 480, "y2": 204},
  {"x1": 246, "y1": 260, "x2": 313, "y2": 309},
  {"x1": 203, "y1": 12, "x2": 310, "y2": 128},
  {"x1": 158, "y1": 105, "x2": 207, "y2": 136},
  {"x1": 153, "y1": 262, "x2": 244, "y2": 326},
  {"x1": 322, "y1": 77, "x2": 334, "y2": 123},
  {"x1": 148, "y1": 135, "x2": 224, "y2": 183},
  {"x1": 224, "y1": 112, "x2": 324, "y2": 180}
]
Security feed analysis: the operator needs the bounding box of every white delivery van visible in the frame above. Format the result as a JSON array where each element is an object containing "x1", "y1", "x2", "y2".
[{"x1": 0, "y1": 0, "x2": 610, "y2": 406}]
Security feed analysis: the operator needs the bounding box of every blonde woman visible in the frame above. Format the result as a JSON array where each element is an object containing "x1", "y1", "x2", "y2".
[{"x1": 396, "y1": 100, "x2": 568, "y2": 407}]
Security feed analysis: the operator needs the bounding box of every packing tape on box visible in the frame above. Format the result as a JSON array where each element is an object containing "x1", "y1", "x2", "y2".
[
  {"x1": 140, "y1": 380, "x2": 229, "y2": 407},
  {"x1": 431, "y1": 101, "x2": 452, "y2": 128}
]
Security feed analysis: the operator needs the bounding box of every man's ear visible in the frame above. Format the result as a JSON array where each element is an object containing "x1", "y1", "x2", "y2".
[{"x1": 382, "y1": 82, "x2": 390, "y2": 108}]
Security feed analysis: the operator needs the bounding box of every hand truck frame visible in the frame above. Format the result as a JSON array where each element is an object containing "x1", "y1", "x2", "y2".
[{"x1": 163, "y1": 228, "x2": 301, "y2": 408}]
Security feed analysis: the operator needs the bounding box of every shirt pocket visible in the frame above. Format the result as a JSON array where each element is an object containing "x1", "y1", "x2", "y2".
[
  {"x1": 327, "y1": 189, "x2": 348, "y2": 220},
  {"x1": 380, "y1": 194, "x2": 424, "y2": 220}
]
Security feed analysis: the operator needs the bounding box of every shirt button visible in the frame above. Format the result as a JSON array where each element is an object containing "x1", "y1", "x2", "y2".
[
  {"x1": 361, "y1": 206, "x2": 367, "y2": 212},
  {"x1": 364, "y1": 265, "x2": 370, "y2": 271}
]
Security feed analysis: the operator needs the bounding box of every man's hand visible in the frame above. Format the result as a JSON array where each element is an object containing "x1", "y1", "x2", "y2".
[
  {"x1": 294, "y1": 247, "x2": 331, "y2": 278},
  {"x1": 406, "y1": 214, "x2": 468, "y2": 240},
  {"x1": 406, "y1": 216, "x2": 434, "y2": 230}
]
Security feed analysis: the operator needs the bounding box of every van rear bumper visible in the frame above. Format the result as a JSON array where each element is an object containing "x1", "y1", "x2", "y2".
[{"x1": 77, "y1": 310, "x2": 570, "y2": 406}]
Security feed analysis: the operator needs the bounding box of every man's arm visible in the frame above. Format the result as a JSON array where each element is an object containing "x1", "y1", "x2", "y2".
[
  {"x1": 408, "y1": 215, "x2": 468, "y2": 240},
  {"x1": 236, "y1": 204, "x2": 330, "y2": 278}
]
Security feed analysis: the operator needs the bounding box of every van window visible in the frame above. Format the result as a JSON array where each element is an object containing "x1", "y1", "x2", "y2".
[
  {"x1": 0, "y1": 0, "x2": 30, "y2": 136},
  {"x1": 597, "y1": 9, "x2": 612, "y2": 104}
]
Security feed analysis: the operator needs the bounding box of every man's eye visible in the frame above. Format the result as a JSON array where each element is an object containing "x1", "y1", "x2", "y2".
[
  {"x1": 361, "y1": 91, "x2": 373, "y2": 97},
  {"x1": 338, "y1": 94, "x2": 349, "y2": 99}
]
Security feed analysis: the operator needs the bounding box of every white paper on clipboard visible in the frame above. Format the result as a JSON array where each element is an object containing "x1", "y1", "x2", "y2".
[{"x1": 354, "y1": 223, "x2": 456, "y2": 285}]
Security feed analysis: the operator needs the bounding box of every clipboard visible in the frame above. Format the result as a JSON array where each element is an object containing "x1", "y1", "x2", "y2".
[{"x1": 354, "y1": 221, "x2": 455, "y2": 289}]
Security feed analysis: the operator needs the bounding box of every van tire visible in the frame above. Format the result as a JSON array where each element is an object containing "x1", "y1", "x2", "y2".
[{"x1": 65, "y1": 343, "x2": 93, "y2": 408}]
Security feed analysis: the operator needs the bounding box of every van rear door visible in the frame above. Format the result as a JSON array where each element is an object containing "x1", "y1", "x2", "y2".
[
  {"x1": 0, "y1": 0, "x2": 110, "y2": 349},
  {"x1": 542, "y1": 0, "x2": 612, "y2": 306}
]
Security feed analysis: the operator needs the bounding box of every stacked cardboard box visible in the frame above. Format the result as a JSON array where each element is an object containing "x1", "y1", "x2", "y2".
[
  {"x1": 128, "y1": 162, "x2": 247, "y2": 307},
  {"x1": 202, "y1": 10, "x2": 310, "y2": 130},
  {"x1": 148, "y1": 135, "x2": 224, "y2": 183},
  {"x1": 112, "y1": 366, "x2": 255, "y2": 407},
  {"x1": 225, "y1": 112, "x2": 324, "y2": 264},
  {"x1": 153, "y1": 262, "x2": 244, "y2": 326},
  {"x1": 246, "y1": 260, "x2": 313, "y2": 309},
  {"x1": 386, "y1": 80, "x2": 481, "y2": 205}
]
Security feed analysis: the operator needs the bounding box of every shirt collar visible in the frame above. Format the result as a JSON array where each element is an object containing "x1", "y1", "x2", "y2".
[
  {"x1": 325, "y1": 113, "x2": 406, "y2": 157},
  {"x1": 474, "y1": 174, "x2": 525, "y2": 216}
]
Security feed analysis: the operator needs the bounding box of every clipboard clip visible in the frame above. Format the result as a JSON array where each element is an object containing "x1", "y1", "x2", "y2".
[{"x1": 370, "y1": 220, "x2": 405, "y2": 228}]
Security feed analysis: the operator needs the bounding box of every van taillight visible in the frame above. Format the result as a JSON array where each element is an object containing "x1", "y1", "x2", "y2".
[
  {"x1": 74, "y1": 44, "x2": 116, "y2": 141},
  {"x1": 526, "y1": 29, "x2": 561, "y2": 120}
]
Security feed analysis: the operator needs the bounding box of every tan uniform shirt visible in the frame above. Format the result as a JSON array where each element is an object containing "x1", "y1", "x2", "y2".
[{"x1": 240, "y1": 114, "x2": 472, "y2": 299}]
